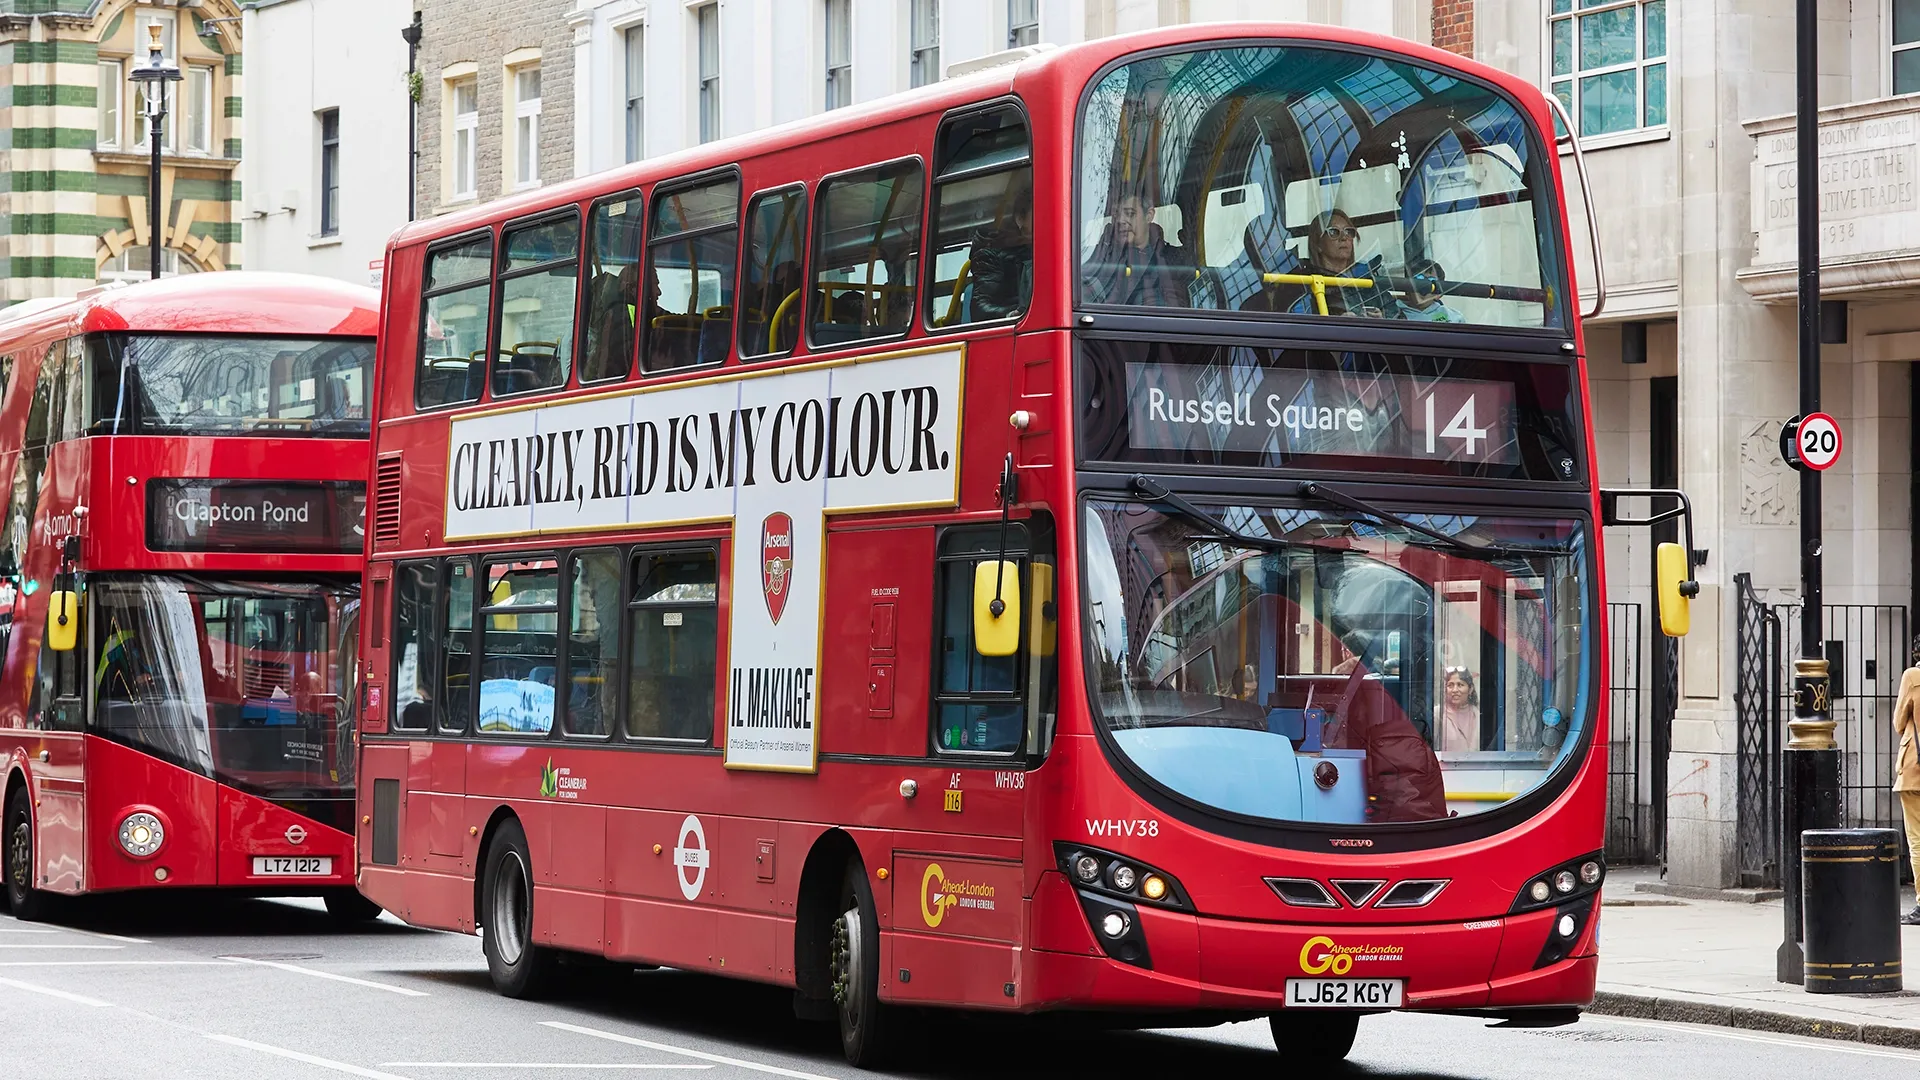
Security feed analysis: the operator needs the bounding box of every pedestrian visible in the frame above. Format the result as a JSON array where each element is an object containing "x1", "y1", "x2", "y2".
[{"x1": 1895, "y1": 637, "x2": 1920, "y2": 925}]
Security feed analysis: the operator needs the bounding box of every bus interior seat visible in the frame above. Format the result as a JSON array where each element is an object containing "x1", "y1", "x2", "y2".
[{"x1": 696, "y1": 305, "x2": 732, "y2": 365}]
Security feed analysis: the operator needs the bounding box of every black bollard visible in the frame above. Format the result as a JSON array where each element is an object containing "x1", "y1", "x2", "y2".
[{"x1": 1801, "y1": 829, "x2": 1904, "y2": 994}]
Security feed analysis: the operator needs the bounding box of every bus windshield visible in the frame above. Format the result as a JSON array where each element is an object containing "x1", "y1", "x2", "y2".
[
  {"x1": 1078, "y1": 45, "x2": 1566, "y2": 329},
  {"x1": 89, "y1": 576, "x2": 359, "y2": 811},
  {"x1": 91, "y1": 333, "x2": 373, "y2": 437},
  {"x1": 1080, "y1": 499, "x2": 1588, "y2": 826}
]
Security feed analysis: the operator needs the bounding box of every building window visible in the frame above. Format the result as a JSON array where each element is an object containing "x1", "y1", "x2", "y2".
[
  {"x1": 1898, "y1": 2, "x2": 1920, "y2": 94},
  {"x1": 513, "y1": 65, "x2": 542, "y2": 189},
  {"x1": 696, "y1": 3, "x2": 720, "y2": 142},
  {"x1": 184, "y1": 66, "x2": 213, "y2": 154},
  {"x1": 451, "y1": 78, "x2": 478, "y2": 200},
  {"x1": 1008, "y1": 0, "x2": 1038, "y2": 47},
  {"x1": 1549, "y1": 0, "x2": 1666, "y2": 138},
  {"x1": 910, "y1": 0, "x2": 940, "y2": 87},
  {"x1": 624, "y1": 26, "x2": 645, "y2": 162},
  {"x1": 825, "y1": 0, "x2": 852, "y2": 110},
  {"x1": 319, "y1": 109, "x2": 341, "y2": 236},
  {"x1": 97, "y1": 60, "x2": 123, "y2": 147}
]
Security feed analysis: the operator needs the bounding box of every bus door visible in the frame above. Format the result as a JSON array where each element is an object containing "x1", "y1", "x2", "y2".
[{"x1": 426, "y1": 559, "x2": 475, "y2": 858}]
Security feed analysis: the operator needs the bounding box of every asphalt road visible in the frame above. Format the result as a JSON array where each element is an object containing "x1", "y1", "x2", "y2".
[{"x1": 1, "y1": 897, "x2": 1916, "y2": 1080}]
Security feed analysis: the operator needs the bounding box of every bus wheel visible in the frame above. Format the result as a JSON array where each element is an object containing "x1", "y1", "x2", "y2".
[
  {"x1": 322, "y1": 888, "x2": 384, "y2": 923},
  {"x1": 1268, "y1": 1011, "x2": 1359, "y2": 1061},
  {"x1": 4, "y1": 787, "x2": 52, "y2": 922},
  {"x1": 829, "y1": 862, "x2": 897, "y2": 1068},
  {"x1": 480, "y1": 819, "x2": 557, "y2": 998}
]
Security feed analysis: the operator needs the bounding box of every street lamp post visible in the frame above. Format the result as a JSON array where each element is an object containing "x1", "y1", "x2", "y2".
[
  {"x1": 128, "y1": 23, "x2": 182, "y2": 281},
  {"x1": 1777, "y1": 0, "x2": 1843, "y2": 987}
]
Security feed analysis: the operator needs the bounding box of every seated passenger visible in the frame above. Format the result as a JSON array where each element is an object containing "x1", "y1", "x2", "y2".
[
  {"x1": 1294, "y1": 209, "x2": 1401, "y2": 318},
  {"x1": 1082, "y1": 190, "x2": 1185, "y2": 307},
  {"x1": 969, "y1": 185, "x2": 1035, "y2": 321},
  {"x1": 1399, "y1": 258, "x2": 1465, "y2": 324}
]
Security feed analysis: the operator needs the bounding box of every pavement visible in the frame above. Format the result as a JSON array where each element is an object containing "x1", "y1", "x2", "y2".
[
  {"x1": 1593, "y1": 865, "x2": 1920, "y2": 1049},
  {"x1": 5, "y1": 892, "x2": 1920, "y2": 1080}
]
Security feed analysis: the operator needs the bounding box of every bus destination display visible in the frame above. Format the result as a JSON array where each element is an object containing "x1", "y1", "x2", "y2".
[
  {"x1": 148, "y1": 479, "x2": 365, "y2": 554},
  {"x1": 1124, "y1": 361, "x2": 1522, "y2": 467}
]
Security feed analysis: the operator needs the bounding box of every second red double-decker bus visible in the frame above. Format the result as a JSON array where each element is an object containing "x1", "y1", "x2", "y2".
[
  {"x1": 357, "y1": 22, "x2": 1694, "y2": 1067},
  {"x1": 0, "y1": 272, "x2": 378, "y2": 922}
]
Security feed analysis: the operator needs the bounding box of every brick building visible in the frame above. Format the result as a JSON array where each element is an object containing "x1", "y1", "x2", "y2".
[
  {"x1": 411, "y1": 0, "x2": 573, "y2": 218},
  {"x1": 0, "y1": 0, "x2": 247, "y2": 302}
]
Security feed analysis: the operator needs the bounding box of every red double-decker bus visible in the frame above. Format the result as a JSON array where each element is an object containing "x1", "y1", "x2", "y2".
[
  {"x1": 0, "y1": 273, "x2": 378, "y2": 922},
  {"x1": 356, "y1": 23, "x2": 1694, "y2": 1066}
]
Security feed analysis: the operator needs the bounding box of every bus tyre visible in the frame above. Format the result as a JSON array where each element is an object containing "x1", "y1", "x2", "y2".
[
  {"x1": 1268, "y1": 1011, "x2": 1359, "y2": 1062},
  {"x1": 323, "y1": 888, "x2": 384, "y2": 923},
  {"x1": 830, "y1": 862, "x2": 897, "y2": 1068},
  {"x1": 480, "y1": 819, "x2": 558, "y2": 998},
  {"x1": 4, "y1": 787, "x2": 52, "y2": 922}
]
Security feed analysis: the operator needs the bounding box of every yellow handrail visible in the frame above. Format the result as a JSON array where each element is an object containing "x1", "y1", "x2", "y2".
[
  {"x1": 1445, "y1": 791, "x2": 1517, "y2": 803},
  {"x1": 933, "y1": 259, "x2": 972, "y2": 327},
  {"x1": 1261, "y1": 271, "x2": 1375, "y2": 316},
  {"x1": 768, "y1": 288, "x2": 801, "y2": 352}
]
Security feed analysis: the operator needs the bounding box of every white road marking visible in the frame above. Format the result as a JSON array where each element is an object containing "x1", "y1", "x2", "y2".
[
  {"x1": 0, "y1": 943, "x2": 122, "y2": 950},
  {"x1": 216, "y1": 955, "x2": 429, "y2": 996},
  {"x1": 64, "y1": 927, "x2": 152, "y2": 944},
  {"x1": 0, "y1": 975, "x2": 114, "y2": 1007},
  {"x1": 206, "y1": 1034, "x2": 416, "y2": 1080},
  {"x1": 0, "y1": 960, "x2": 233, "y2": 967},
  {"x1": 542, "y1": 1021, "x2": 842, "y2": 1080},
  {"x1": 1592, "y1": 1016, "x2": 1920, "y2": 1061},
  {"x1": 381, "y1": 1065, "x2": 710, "y2": 1071}
]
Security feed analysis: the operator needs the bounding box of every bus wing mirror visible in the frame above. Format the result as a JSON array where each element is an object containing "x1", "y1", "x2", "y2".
[
  {"x1": 1656, "y1": 542, "x2": 1695, "y2": 638},
  {"x1": 47, "y1": 590, "x2": 78, "y2": 652},
  {"x1": 973, "y1": 560, "x2": 1021, "y2": 657}
]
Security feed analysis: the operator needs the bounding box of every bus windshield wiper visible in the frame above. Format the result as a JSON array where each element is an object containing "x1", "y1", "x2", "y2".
[
  {"x1": 1129, "y1": 476, "x2": 1301, "y2": 553},
  {"x1": 1294, "y1": 481, "x2": 1576, "y2": 560}
]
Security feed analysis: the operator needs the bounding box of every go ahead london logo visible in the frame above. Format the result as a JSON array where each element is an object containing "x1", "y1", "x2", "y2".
[{"x1": 761, "y1": 512, "x2": 794, "y2": 625}]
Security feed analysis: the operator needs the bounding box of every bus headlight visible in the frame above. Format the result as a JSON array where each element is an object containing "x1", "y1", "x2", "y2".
[{"x1": 118, "y1": 812, "x2": 165, "y2": 858}]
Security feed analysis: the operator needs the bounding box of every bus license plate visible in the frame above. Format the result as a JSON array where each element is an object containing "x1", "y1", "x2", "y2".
[
  {"x1": 252, "y1": 856, "x2": 331, "y2": 876},
  {"x1": 1284, "y1": 978, "x2": 1403, "y2": 1008}
]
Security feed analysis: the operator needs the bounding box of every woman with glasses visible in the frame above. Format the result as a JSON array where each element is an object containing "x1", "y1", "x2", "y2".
[{"x1": 1436, "y1": 666, "x2": 1480, "y2": 753}]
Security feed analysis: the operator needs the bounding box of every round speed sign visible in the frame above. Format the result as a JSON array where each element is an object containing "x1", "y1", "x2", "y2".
[{"x1": 1797, "y1": 412, "x2": 1843, "y2": 471}]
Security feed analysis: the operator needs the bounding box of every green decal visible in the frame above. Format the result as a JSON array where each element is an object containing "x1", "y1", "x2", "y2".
[{"x1": 539, "y1": 758, "x2": 558, "y2": 799}]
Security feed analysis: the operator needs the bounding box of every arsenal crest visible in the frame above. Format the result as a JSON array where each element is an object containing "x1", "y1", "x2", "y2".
[{"x1": 761, "y1": 511, "x2": 794, "y2": 624}]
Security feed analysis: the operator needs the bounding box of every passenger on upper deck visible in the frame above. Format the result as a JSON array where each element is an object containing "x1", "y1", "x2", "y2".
[
  {"x1": 968, "y1": 184, "x2": 1035, "y2": 322},
  {"x1": 1082, "y1": 189, "x2": 1184, "y2": 307}
]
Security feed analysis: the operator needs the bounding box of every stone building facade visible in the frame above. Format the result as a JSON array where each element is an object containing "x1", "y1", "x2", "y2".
[
  {"x1": 411, "y1": 0, "x2": 573, "y2": 218},
  {"x1": 0, "y1": 0, "x2": 247, "y2": 302}
]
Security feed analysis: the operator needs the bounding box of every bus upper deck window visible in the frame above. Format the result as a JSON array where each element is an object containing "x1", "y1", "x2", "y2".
[
  {"x1": 810, "y1": 159, "x2": 923, "y2": 347},
  {"x1": 738, "y1": 186, "x2": 807, "y2": 360},
  {"x1": 419, "y1": 234, "x2": 494, "y2": 409},
  {"x1": 581, "y1": 192, "x2": 644, "y2": 384},
  {"x1": 926, "y1": 103, "x2": 1032, "y2": 330},
  {"x1": 492, "y1": 214, "x2": 581, "y2": 397},
  {"x1": 644, "y1": 176, "x2": 739, "y2": 373}
]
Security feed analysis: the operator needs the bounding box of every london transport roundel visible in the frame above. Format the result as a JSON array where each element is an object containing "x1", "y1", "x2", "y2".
[{"x1": 1797, "y1": 412, "x2": 1842, "y2": 471}]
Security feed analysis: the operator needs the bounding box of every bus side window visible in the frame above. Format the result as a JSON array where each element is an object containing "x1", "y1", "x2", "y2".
[
  {"x1": 644, "y1": 175, "x2": 739, "y2": 373},
  {"x1": 564, "y1": 549, "x2": 622, "y2": 738},
  {"x1": 580, "y1": 191, "x2": 644, "y2": 384},
  {"x1": 810, "y1": 159, "x2": 924, "y2": 347},
  {"x1": 477, "y1": 557, "x2": 560, "y2": 735},
  {"x1": 391, "y1": 561, "x2": 439, "y2": 732},
  {"x1": 491, "y1": 213, "x2": 580, "y2": 397},
  {"x1": 926, "y1": 103, "x2": 1033, "y2": 329},
  {"x1": 418, "y1": 233, "x2": 494, "y2": 410},
  {"x1": 933, "y1": 526, "x2": 1029, "y2": 754},
  {"x1": 625, "y1": 549, "x2": 718, "y2": 742},
  {"x1": 440, "y1": 558, "x2": 475, "y2": 734},
  {"x1": 738, "y1": 185, "x2": 807, "y2": 360},
  {"x1": 55, "y1": 337, "x2": 86, "y2": 443}
]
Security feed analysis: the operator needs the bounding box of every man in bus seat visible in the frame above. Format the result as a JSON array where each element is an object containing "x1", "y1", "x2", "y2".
[
  {"x1": 968, "y1": 184, "x2": 1035, "y2": 322},
  {"x1": 1082, "y1": 189, "x2": 1184, "y2": 307},
  {"x1": 1324, "y1": 629, "x2": 1446, "y2": 822},
  {"x1": 585, "y1": 261, "x2": 638, "y2": 380}
]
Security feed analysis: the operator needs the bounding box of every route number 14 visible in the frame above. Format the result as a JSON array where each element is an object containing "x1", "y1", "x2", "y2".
[{"x1": 1425, "y1": 393, "x2": 1489, "y2": 457}]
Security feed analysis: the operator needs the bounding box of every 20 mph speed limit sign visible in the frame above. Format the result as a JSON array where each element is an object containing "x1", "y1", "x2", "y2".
[{"x1": 1784, "y1": 412, "x2": 1843, "y2": 471}]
